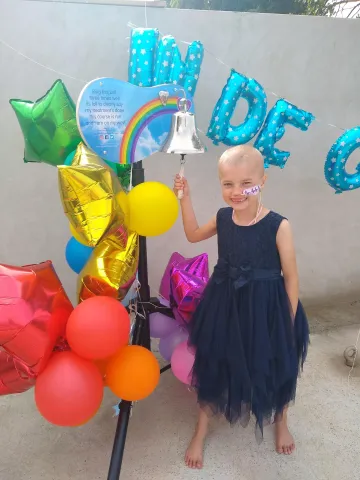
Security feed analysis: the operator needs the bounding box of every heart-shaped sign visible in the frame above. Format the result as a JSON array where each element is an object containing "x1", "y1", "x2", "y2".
[{"x1": 77, "y1": 78, "x2": 193, "y2": 165}]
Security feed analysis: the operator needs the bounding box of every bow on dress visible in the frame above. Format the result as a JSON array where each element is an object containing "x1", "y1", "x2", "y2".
[{"x1": 213, "y1": 258, "x2": 281, "y2": 289}]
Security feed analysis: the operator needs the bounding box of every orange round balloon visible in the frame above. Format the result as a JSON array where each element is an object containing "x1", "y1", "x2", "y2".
[
  {"x1": 106, "y1": 346, "x2": 160, "y2": 401},
  {"x1": 66, "y1": 296, "x2": 130, "y2": 360},
  {"x1": 35, "y1": 351, "x2": 103, "y2": 427}
]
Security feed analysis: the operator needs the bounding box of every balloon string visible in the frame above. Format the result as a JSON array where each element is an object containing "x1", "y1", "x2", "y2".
[
  {"x1": 144, "y1": 0, "x2": 148, "y2": 28},
  {"x1": 129, "y1": 164, "x2": 133, "y2": 191},
  {"x1": 0, "y1": 38, "x2": 87, "y2": 84}
]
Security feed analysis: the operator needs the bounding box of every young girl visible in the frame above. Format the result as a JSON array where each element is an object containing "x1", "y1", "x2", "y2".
[{"x1": 173, "y1": 145, "x2": 309, "y2": 469}]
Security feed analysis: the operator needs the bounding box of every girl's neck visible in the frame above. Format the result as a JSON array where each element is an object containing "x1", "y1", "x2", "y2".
[{"x1": 232, "y1": 205, "x2": 269, "y2": 226}]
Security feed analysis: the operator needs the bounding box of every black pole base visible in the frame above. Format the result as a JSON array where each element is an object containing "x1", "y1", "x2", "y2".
[
  {"x1": 107, "y1": 401, "x2": 132, "y2": 480},
  {"x1": 160, "y1": 364, "x2": 171, "y2": 374}
]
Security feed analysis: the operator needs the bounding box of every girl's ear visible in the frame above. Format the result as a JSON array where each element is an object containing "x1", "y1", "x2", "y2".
[{"x1": 260, "y1": 175, "x2": 268, "y2": 189}]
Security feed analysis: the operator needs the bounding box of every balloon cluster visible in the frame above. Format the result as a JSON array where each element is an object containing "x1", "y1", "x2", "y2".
[
  {"x1": 9, "y1": 81, "x2": 179, "y2": 304},
  {"x1": 7, "y1": 79, "x2": 181, "y2": 427},
  {"x1": 148, "y1": 253, "x2": 209, "y2": 385},
  {"x1": 36, "y1": 296, "x2": 160, "y2": 426},
  {"x1": 0, "y1": 262, "x2": 160, "y2": 426},
  {"x1": 149, "y1": 312, "x2": 195, "y2": 386},
  {"x1": 59, "y1": 142, "x2": 179, "y2": 303}
]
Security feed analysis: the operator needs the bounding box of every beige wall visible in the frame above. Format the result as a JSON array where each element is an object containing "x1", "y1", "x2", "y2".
[{"x1": 1, "y1": 0, "x2": 360, "y2": 304}]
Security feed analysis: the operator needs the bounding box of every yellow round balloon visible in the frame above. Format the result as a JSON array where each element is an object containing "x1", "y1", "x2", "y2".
[
  {"x1": 128, "y1": 182, "x2": 179, "y2": 237},
  {"x1": 69, "y1": 224, "x2": 87, "y2": 245}
]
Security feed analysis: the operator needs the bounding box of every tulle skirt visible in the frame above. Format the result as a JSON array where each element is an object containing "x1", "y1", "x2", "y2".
[{"x1": 188, "y1": 269, "x2": 309, "y2": 439}]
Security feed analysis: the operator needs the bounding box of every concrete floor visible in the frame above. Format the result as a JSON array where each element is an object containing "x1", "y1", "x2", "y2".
[{"x1": 1, "y1": 325, "x2": 359, "y2": 480}]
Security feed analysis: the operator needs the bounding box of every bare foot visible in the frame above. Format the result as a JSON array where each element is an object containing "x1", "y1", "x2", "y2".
[
  {"x1": 185, "y1": 433, "x2": 205, "y2": 469},
  {"x1": 275, "y1": 420, "x2": 295, "y2": 455}
]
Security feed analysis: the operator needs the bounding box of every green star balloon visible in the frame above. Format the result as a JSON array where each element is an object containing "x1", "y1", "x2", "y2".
[
  {"x1": 10, "y1": 79, "x2": 82, "y2": 166},
  {"x1": 105, "y1": 161, "x2": 131, "y2": 190}
]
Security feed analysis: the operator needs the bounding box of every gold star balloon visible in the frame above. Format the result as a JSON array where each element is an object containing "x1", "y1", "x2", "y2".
[
  {"x1": 58, "y1": 165, "x2": 124, "y2": 247},
  {"x1": 65, "y1": 143, "x2": 132, "y2": 190},
  {"x1": 58, "y1": 143, "x2": 130, "y2": 246},
  {"x1": 78, "y1": 229, "x2": 139, "y2": 303},
  {"x1": 10, "y1": 80, "x2": 81, "y2": 166},
  {"x1": 71, "y1": 143, "x2": 130, "y2": 226},
  {"x1": 70, "y1": 142, "x2": 105, "y2": 168}
]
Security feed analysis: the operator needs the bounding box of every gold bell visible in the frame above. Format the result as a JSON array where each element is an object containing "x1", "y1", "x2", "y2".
[{"x1": 161, "y1": 98, "x2": 206, "y2": 155}]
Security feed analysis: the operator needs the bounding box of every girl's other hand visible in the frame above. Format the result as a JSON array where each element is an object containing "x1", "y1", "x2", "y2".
[{"x1": 173, "y1": 175, "x2": 190, "y2": 199}]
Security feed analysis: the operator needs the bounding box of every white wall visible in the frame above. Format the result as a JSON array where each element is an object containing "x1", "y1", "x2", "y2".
[{"x1": 1, "y1": 0, "x2": 360, "y2": 305}]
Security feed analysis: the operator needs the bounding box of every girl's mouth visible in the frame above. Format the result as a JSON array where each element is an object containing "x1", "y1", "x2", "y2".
[{"x1": 232, "y1": 197, "x2": 247, "y2": 204}]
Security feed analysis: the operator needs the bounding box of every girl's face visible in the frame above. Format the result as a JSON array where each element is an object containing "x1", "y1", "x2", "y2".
[{"x1": 219, "y1": 161, "x2": 266, "y2": 212}]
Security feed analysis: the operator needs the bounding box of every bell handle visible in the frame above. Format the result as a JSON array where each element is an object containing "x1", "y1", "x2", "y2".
[
  {"x1": 174, "y1": 87, "x2": 187, "y2": 100},
  {"x1": 178, "y1": 163, "x2": 185, "y2": 200}
]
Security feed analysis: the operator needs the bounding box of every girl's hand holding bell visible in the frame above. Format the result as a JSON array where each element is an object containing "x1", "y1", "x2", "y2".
[{"x1": 174, "y1": 175, "x2": 190, "y2": 199}]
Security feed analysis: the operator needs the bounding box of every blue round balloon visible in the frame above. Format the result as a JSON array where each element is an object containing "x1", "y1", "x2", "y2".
[{"x1": 65, "y1": 237, "x2": 93, "y2": 274}]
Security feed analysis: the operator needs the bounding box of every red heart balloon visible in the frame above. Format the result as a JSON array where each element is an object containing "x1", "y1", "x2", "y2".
[
  {"x1": 0, "y1": 351, "x2": 35, "y2": 396},
  {"x1": 0, "y1": 261, "x2": 73, "y2": 395}
]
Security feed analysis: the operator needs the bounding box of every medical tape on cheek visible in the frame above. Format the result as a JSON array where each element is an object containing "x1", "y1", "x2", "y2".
[{"x1": 242, "y1": 185, "x2": 261, "y2": 196}]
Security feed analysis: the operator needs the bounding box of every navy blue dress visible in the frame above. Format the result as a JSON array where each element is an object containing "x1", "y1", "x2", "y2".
[{"x1": 189, "y1": 208, "x2": 309, "y2": 438}]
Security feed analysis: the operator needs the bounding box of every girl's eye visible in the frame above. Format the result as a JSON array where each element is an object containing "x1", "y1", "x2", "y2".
[{"x1": 223, "y1": 183, "x2": 232, "y2": 187}]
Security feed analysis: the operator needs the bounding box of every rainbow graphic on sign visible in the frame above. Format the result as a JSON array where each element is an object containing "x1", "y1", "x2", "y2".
[
  {"x1": 120, "y1": 97, "x2": 178, "y2": 164},
  {"x1": 77, "y1": 78, "x2": 194, "y2": 165}
]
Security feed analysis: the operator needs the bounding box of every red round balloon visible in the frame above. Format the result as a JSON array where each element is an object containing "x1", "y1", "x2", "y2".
[
  {"x1": 35, "y1": 351, "x2": 103, "y2": 427},
  {"x1": 66, "y1": 296, "x2": 130, "y2": 360}
]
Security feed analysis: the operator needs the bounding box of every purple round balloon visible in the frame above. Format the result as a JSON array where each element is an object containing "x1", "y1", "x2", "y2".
[
  {"x1": 172, "y1": 308, "x2": 185, "y2": 326},
  {"x1": 159, "y1": 327, "x2": 189, "y2": 362},
  {"x1": 149, "y1": 312, "x2": 179, "y2": 339}
]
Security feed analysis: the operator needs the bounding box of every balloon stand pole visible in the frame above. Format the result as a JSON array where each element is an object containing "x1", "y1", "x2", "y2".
[
  {"x1": 107, "y1": 162, "x2": 172, "y2": 479},
  {"x1": 107, "y1": 400, "x2": 132, "y2": 479}
]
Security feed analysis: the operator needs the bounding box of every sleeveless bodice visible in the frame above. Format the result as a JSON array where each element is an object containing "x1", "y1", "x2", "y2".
[{"x1": 216, "y1": 208, "x2": 285, "y2": 273}]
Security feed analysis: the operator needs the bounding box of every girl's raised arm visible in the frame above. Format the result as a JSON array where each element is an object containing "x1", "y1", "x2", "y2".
[{"x1": 174, "y1": 175, "x2": 217, "y2": 244}]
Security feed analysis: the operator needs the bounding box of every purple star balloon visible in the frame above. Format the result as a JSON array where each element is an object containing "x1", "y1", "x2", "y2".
[
  {"x1": 170, "y1": 268, "x2": 208, "y2": 323},
  {"x1": 160, "y1": 252, "x2": 209, "y2": 301}
]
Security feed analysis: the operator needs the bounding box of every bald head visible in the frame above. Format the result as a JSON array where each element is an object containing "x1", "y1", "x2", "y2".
[{"x1": 218, "y1": 145, "x2": 264, "y2": 177}]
